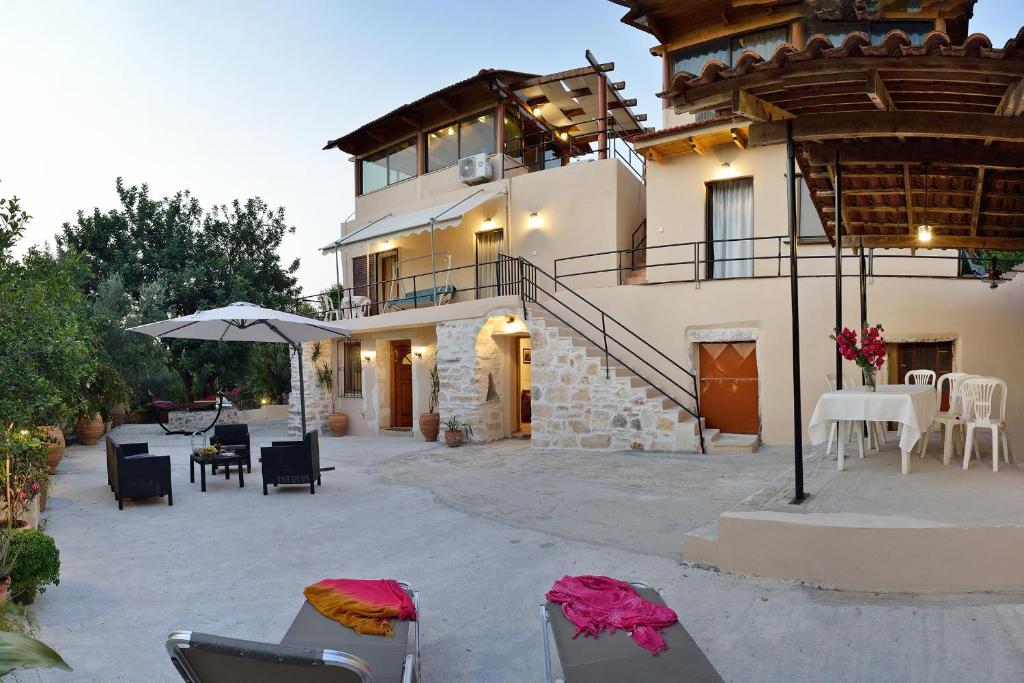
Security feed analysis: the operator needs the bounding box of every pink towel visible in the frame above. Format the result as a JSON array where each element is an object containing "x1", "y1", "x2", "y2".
[{"x1": 546, "y1": 575, "x2": 678, "y2": 655}]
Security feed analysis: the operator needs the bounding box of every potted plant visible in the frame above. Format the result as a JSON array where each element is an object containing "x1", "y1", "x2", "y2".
[
  {"x1": 0, "y1": 428, "x2": 47, "y2": 528},
  {"x1": 39, "y1": 427, "x2": 64, "y2": 475},
  {"x1": 419, "y1": 364, "x2": 441, "y2": 442},
  {"x1": 311, "y1": 341, "x2": 348, "y2": 437},
  {"x1": 443, "y1": 416, "x2": 473, "y2": 448},
  {"x1": 7, "y1": 528, "x2": 59, "y2": 605}
]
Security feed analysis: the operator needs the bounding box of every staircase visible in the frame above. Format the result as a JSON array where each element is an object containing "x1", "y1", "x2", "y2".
[
  {"x1": 502, "y1": 254, "x2": 707, "y2": 453},
  {"x1": 621, "y1": 219, "x2": 648, "y2": 285}
]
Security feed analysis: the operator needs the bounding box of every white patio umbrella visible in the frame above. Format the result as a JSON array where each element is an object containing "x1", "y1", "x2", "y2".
[{"x1": 128, "y1": 301, "x2": 349, "y2": 432}]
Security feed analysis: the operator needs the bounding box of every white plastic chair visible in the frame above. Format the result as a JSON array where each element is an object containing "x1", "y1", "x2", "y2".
[
  {"x1": 961, "y1": 377, "x2": 1011, "y2": 472},
  {"x1": 920, "y1": 373, "x2": 974, "y2": 463},
  {"x1": 318, "y1": 293, "x2": 339, "y2": 322},
  {"x1": 825, "y1": 373, "x2": 864, "y2": 459},
  {"x1": 904, "y1": 369, "x2": 936, "y2": 387}
]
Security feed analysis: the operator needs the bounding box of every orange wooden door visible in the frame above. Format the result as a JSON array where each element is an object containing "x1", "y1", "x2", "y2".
[
  {"x1": 699, "y1": 342, "x2": 759, "y2": 435},
  {"x1": 391, "y1": 341, "x2": 413, "y2": 429}
]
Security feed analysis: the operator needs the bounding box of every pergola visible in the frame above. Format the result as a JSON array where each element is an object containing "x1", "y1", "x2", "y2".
[{"x1": 664, "y1": 27, "x2": 1024, "y2": 500}]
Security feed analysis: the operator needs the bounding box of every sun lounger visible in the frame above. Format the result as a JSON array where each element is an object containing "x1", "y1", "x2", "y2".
[
  {"x1": 540, "y1": 581, "x2": 722, "y2": 683},
  {"x1": 167, "y1": 583, "x2": 420, "y2": 683}
]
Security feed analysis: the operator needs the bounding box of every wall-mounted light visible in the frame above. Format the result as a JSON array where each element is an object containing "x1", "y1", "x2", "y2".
[
  {"x1": 363, "y1": 352, "x2": 374, "y2": 364},
  {"x1": 506, "y1": 314, "x2": 515, "y2": 324},
  {"x1": 528, "y1": 212, "x2": 542, "y2": 228},
  {"x1": 559, "y1": 131, "x2": 569, "y2": 141},
  {"x1": 717, "y1": 161, "x2": 737, "y2": 179},
  {"x1": 413, "y1": 346, "x2": 424, "y2": 359},
  {"x1": 917, "y1": 224, "x2": 933, "y2": 242},
  {"x1": 721, "y1": 162, "x2": 731, "y2": 169},
  {"x1": 532, "y1": 106, "x2": 543, "y2": 117},
  {"x1": 482, "y1": 217, "x2": 495, "y2": 229},
  {"x1": 260, "y1": 397, "x2": 270, "y2": 406}
]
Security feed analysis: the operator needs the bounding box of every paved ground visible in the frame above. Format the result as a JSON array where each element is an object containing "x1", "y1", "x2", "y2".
[{"x1": 33, "y1": 424, "x2": 1024, "y2": 682}]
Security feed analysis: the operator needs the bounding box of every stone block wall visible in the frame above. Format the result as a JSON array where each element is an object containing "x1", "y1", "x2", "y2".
[
  {"x1": 288, "y1": 341, "x2": 335, "y2": 436},
  {"x1": 527, "y1": 312, "x2": 700, "y2": 452}
]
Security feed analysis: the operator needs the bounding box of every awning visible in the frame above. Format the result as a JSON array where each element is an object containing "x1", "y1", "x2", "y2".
[{"x1": 320, "y1": 189, "x2": 505, "y2": 253}]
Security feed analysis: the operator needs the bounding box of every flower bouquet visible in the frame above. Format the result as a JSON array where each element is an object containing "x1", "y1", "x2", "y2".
[{"x1": 830, "y1": 324, "x2": 887, "y2": 390}]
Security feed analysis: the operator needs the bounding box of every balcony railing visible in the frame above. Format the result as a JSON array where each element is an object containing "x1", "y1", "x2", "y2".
[
  {"x1": 502, "y1": 125, "x2": 646, "y2": 181},
  {"x1": 553, "y1": 235, "x2": 1024, "y2": 288},
  {"x1": 297, "y1": 257, "x2": 522, "y2": 321}
]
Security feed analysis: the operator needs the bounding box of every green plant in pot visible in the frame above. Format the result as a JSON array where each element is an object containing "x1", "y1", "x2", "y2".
[
  {"x1": 8, "y1": 528, "x2": 59, "y2": 605},
  {"x1": 0, "y1": 427, "x2": 48, "y2": 527},
  {"x1": 442, "y1": 415, "x2": 472, "y2": 448},
  {"x1": 419, "y1": 363, "x2": 441, "y2": 442},
  {"x1": 311, "y1": 342, "x2": 348, "y2": 436}
]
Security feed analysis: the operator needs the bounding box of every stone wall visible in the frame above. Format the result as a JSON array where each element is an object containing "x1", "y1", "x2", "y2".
[
  {"x1": 168, "y1": 407, "x2": 239, "y2": 432},
  {"x1": 527, "y1": 312, "x2": 699, "y2": 452},
  {"x1": 288, "y1": 341, "x2": 335, "y2": 436},
  {"x1": 436, "y1": 309, "x2": 518, "y2": 443}
]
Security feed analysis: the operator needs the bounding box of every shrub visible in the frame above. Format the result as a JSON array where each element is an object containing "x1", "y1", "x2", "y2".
[{"x1": 8, "y1": 529, "x2": 60, "y2": 597}]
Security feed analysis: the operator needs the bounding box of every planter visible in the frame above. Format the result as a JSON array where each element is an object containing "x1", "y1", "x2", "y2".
[
  {"x1": 419, "y1": 413, "x2": 440, "y2": 442},
  {"x1": 41, "y1": 426, "x2": 65, "y2": 474},
  {"x1": 0, "y1": 519, "x2": 30, "y2": 531},
  {"x1": 38, "y1": 486, "x2": 47, "y2": 513},
  {"x1": 444, "y1": 429, "x2": 464, "y2": 448},
  {"x1": 327, "y1": 412, "x2": 348, "y2": 437},
  {"x1": 0, "y1": 576, "x2": 10, "y2": 605},
  {"x1": 111, "y1": 404, "x2": 127, "y2": 428},
  {"x1": 12, "y1": 588, "x2": 36, "y2": 606},
  {"x1": 76, "y1": 414, "x2": 104, "y2": 446}
]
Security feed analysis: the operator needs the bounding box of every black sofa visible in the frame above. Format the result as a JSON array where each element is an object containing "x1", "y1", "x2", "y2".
[
  {"x1": 260, "y1": 430, "x2": 321, "y2": 495},
  {"x1": 105, "y1": 431, "x2": 173, "y2": 510}
]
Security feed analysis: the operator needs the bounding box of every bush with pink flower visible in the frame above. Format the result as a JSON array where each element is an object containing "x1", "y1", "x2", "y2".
[{"x1": 830, "y1": 324, "x2": 887, "y2": 388}]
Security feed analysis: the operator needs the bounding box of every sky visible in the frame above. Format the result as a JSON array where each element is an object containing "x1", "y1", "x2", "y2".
[{"x1": 1, "y1": 1, "x2": 1021, "y2": 295}]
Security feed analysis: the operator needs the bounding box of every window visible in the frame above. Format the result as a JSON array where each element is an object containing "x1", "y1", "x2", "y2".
[
  {"x1": 426, "y1": 110, "x2": 496, "y2": 171},
  {"x1": 337, "y1": 340, "x2": 363, "y2": 398},
  {"x1": 805, "y1": 19, "x2": 932, "y2": 46},
  {"x1": 359, "y1": 137, "x2": 417, "y2": 194},
  {"x1": 671, "y1": 26, "x2": 789, "y2": 77},
  {"x1": 475, "y1": 229, "x2": 504, "y2": 299},
  {"x1": 707, "y1": 178, "x2": 754, "y2": 279},
  {"x1": 796, "y1": 175, "x2": 826, "y2": 240},
  {"x1": 504, "y1": 108, "x2": 524, "y2": 162}
]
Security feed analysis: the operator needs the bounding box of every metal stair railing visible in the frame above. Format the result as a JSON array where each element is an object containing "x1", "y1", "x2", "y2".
[{"x1": 499, "y1": 254, "x2": 705, "y2": 454}]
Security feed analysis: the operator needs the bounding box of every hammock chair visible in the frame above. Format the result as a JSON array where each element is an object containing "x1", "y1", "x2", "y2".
[
  {"x1": 146, "y1": 387, "x2": 239, "y2": 436},
  {"x1": 382, "y1": 252, "x2": 457, "y2": 312}
]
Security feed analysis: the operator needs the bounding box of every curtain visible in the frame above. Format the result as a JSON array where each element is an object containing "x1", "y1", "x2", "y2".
[
  {"x1": 710, "y1": 178, "x2": 754, "y2": 279},
  {"x1": 475, "y1": 229, "x2": 503, "y2": 298}
]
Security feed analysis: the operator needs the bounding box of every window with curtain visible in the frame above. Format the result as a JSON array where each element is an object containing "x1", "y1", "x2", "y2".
[
  {"x1": 797, "y1": 175, "x2": 826, "y2": 240},
  {"x1": 475, "y1": 229, "x2": 503, "y2": 298},
  {"x1": 426, "y1": 110, "x2": 496, "y2": 171},
  {"x1": 707, "y1": 178, "x2": 754, "y2": 279},
  {"x1": 337, "y1": 340, "x2": 362, "y2": 398},
  {"x1": 360, "y1": 137, "x2": 417, "y2": 194},
  {"x1": 671, "y1": 25, "x2": 789, "y2": 77}
]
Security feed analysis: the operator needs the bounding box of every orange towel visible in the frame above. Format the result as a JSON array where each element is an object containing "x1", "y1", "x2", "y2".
[{"x1": 304, "y1": 578, "x2": 416, "y2": 637}]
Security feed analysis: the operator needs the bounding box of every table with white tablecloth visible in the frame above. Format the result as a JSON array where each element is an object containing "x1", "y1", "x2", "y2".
[{"x1": 809, "y1": 385, "x2": 938, "y2": 474}]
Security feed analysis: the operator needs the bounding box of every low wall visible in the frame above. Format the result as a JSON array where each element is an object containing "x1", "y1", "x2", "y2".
[
  {"x1": 686, "y1": 511, "x2": 1024, "y2": 593},
  {"x1": 167, "y1": 408, "x2": 239, "y2": 432}
]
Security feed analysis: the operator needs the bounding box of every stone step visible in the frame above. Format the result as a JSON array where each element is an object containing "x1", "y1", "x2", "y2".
[{"x1": 707, "y1": 432, "x2": 760, "y2": 454}]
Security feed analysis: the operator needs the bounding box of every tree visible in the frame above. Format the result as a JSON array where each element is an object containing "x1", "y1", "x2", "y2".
[{"x1": 58, "y1": 179, "x2": 301, "y2": 402}]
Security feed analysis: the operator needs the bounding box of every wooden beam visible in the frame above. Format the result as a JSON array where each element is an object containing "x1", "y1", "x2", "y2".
[
  {"x1": 608, "y1": 99, "x2": 638, "y2": 110},
  {"x1": 609, "y1": 81, "x2": 626, "y2": 91},
  {"x1": 730, "y1": 127, "x2": 748, "y2": 149},
  {"x1": 526, "y1": 95, "x2": 549, "y2": 107},
  {"x1": 732, "y1": 89, "x2": 794, "y2": 122},
  {"x1": 970, "y1": 167, "x2": 986, "y2": 237},
  {"x1": 903, "y1": 164, "x2": 916, "y2": 236},
  {"x1": 866, "y1": 70, "x2": 894, "y2": 112},
  {"x1": 438, "y1": 96, "x2": 460, "y2": 115},
  {"x1": 646, "y1": 147, "x2": 665, "y2": 164},
  {"x1": 841, "y1": 235, "x2": 1024, "y2": 250},
  {"x1": 688, "y1": 137, "x2": 704, "y2": 155},
  {"x1": 566, "y1": 87, "x2": 593, "y2": 98},
  {"x1": 749, "y1": 112, "x2": 1024, "y2": 147},
  {"x1": 827, "y1": 164, "x2": 854, "y2": 237},
  {"x1": 805, "y1": 142, "x2": 1024, "y2": 170},
  {"x1": 995, "y1": 78, "x2": 1024, "y2": 116}
]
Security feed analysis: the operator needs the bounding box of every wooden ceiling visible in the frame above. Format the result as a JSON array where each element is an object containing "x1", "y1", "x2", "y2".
[{"x1": 669, "y1": 27, "x2": 1024, "y2": 250}]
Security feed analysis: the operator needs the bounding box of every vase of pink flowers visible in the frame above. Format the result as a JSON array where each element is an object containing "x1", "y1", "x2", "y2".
[{"x1": 830, "y1": 324, "x2": 887, "y2": 391}]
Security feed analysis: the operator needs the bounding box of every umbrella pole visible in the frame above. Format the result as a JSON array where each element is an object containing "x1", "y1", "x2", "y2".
[{"x1": 297, "y1": 343, "x2": 307, "y2": 435}]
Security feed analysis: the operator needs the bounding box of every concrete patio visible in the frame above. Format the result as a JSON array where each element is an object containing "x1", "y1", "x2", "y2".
[{"x1": 32, "y1": 423, "x2": 1024, "y2": 681}]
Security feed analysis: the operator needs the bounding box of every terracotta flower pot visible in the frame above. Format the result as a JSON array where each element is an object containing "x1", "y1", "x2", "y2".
[
  {"x1": 0, "y1": 576, "x2": 10, "y2": 605},
  {"x1": 38, "y1": 486, "x2": 48, "y2": 512},
  {"x1": 40, "y1": 426, "x2": 65, "y2": 474},
  {"x1": 419, "y1": 413, "x2": 440, "y2": 442},
  {"x1": 444, "y1": 429, "x2": 463, "y2": 448},
  {"x1": 111, "y1": 404, "x2": 127, "y2": 428},
  {"x1": 327, "y1": 412, "x2": 348, "y2": 437},
  {"x1": 76, "y1": 414, "x2": 104, "y2": 446}
]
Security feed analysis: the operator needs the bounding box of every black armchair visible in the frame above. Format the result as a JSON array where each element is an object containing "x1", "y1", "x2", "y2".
[
  {"x1": 213, "y1": 424, "x2": 251, "y2": 473},
  {"x1": 105, "y1": 433, "x2": 172, "y2": 510},
  {"x1": 260, "y1": 430, "x2": 320, "y2": 495}
]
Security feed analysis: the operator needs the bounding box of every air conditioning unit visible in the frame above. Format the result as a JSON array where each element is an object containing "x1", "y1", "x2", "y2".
[{"x1": 458, "y1": 153, "x2": 493, "y2": 185}]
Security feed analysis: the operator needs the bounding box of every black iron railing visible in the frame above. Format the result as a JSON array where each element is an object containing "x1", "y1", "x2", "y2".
[
  {"x1": 502, "y1": 126, "x2": 646, "y2": 182},
  {"x1": 501, "y1": 254, "x2": 704, "y2": 454},
  {"x1": 554, "y1": 234, "x2": 1023, "y2": 287}
]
